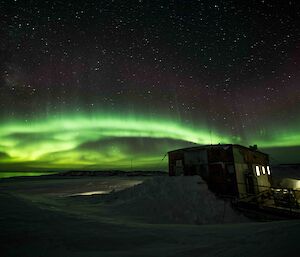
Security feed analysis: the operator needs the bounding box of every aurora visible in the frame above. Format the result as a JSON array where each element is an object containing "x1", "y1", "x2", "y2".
[
  {"x1": 0, "y1": 111, "x2": 299, "y2": 171},
  {"x1": 0, "y1": 112, "x2": 233, "y2": 171}
]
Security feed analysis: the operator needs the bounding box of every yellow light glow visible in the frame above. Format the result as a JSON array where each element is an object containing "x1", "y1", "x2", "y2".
[
  {"x1": 267, "y1": 166, "x2": 271, "y2": 175},
  {"x1": 255, "y1": 165, "x2": 260, "y2": 176}
]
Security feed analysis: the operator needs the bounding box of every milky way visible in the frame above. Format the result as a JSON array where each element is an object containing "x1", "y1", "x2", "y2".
[{"x1": 0, "y1": 1, "x2": 299, "y2": 170}]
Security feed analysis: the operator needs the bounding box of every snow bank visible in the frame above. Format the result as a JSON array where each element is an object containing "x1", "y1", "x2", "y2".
[
  {"x1": 104, "y1": 176, "x2": 248, "y2": 224},
  {"x1": 278, "y1": 178, "x2": 300, "y2": 190}
]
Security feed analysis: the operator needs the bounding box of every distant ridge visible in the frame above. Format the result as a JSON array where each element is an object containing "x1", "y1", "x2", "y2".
[{"x1": 59, "y1": 170, "x2": 167, "y2": 177}]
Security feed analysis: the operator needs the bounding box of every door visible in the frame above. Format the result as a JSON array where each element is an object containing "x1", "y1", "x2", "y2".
[
  {"x1": 208, "y1": 163, "x2": 226, "y2": 194},
  {"x1": 174, "y1": 159, "x2": 184, "y2": 175},
  {"x1": 245, "y1": 172, "x2": 255, "y2": 195}
]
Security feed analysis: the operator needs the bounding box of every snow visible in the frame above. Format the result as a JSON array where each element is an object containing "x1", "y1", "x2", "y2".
[
  {"x1": 279, "y1": 178, "x2": 300, "y2": 190},
  {"x1": 104, "y1": 176, "x2": 248, "y2": 224},
  {"x1": 1, "y1": 175, "x2": 300, "y2": 257}
]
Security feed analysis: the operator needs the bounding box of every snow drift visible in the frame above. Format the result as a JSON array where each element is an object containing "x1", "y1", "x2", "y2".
[{"x1": 104, "y1": 176, "x2": 248, "y2": 224}]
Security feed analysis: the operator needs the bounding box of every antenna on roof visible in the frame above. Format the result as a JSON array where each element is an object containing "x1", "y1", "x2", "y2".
[{"x1": 162, "y1": 153, "x2": 168, "y2": 161}]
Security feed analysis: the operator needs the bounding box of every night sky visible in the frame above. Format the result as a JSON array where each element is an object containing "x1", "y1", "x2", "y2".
[{"x1": 0, "y1": 0, "x2": 299, "y2": 171}]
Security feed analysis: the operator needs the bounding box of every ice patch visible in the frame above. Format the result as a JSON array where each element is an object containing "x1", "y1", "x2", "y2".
[{"x1": 69, "y1": 190, "x2": 110, "y2": 196}]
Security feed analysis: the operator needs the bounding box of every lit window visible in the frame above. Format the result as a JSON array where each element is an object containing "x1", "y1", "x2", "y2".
[
  {"x1": 267, "y1": 166, "x2": 271, "y2": 175},
  {"x1": 255, "y1": 166, "x2": 260, "y2": 176},
  {"x1": 262, "y1": 166, "x2": 266, "y2": 175}
]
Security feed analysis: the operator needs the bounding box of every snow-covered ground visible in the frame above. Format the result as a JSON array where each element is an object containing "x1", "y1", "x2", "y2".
[
  {"x1": 0, "y1": 175, "x2": 299, "y2": 256},
  {"x1": 102, "y1": 176, "x2": 247, "y2": 224}
]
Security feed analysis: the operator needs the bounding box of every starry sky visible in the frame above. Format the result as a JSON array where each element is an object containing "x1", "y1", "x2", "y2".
[{"x1": 0, "y1": 0, "x2": 299, "y2": 171}]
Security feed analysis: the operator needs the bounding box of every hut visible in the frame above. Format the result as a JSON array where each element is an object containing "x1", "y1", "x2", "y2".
[{"x1": 168, "y1": 144, "x2": 272, "y2": 198}]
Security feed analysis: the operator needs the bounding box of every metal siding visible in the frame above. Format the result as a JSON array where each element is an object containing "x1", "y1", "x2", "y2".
[{"x1": 183, "y1": 149, "x2": 208, "y2": 176}]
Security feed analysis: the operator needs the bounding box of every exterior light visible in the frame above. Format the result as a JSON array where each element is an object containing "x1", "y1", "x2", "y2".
[
  {"x1": 262, "y1": 166, "x2": 266, "y2": 175},
  {"x1": 267, "y1": 166, "x2": 271, "y2": 175},
  {"x1": 255, "y1": 165, "x2": 260, "y2": 176}
]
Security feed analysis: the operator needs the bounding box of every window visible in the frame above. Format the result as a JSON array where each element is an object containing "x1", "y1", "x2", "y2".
[
  {"x1": 255, "y1": 165, "x2": 260, "y2": 176},
  {"x1": 262, "y1": 166, "x2": 266, "y2": 175},
  {"x1": 267, "y1": 166, "x2": 271, "y2": 175},
  {"x1": 175, "y1": 160, "x2": 183, "y2": 166}
]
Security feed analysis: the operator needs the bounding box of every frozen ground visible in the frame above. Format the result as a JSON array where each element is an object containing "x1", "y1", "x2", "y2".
[{"x1": 0, "y1": 175, "x2": 300, "y2": 257}]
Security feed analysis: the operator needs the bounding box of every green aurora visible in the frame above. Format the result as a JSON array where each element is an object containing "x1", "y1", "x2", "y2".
[{"x1": 0, "y1": 112, "x2": 299, "y2": 171}]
